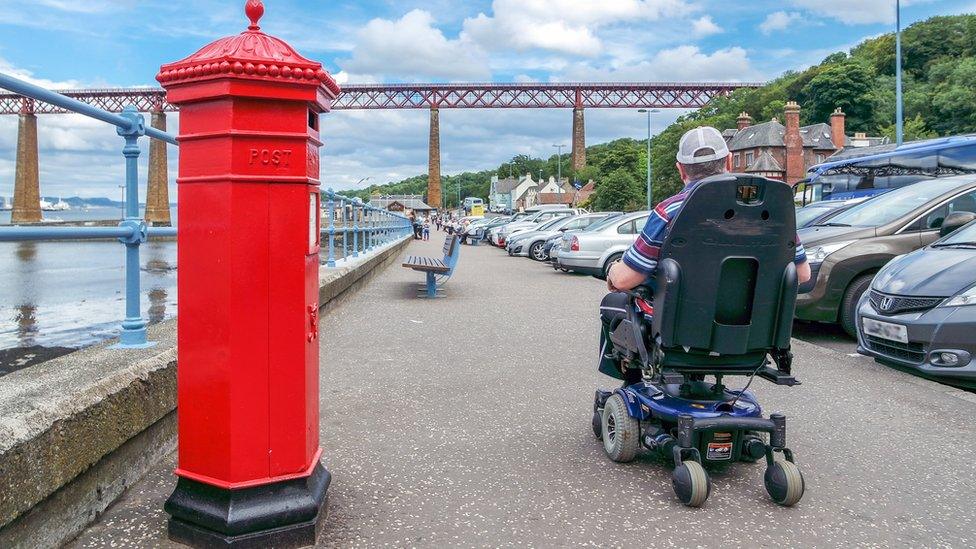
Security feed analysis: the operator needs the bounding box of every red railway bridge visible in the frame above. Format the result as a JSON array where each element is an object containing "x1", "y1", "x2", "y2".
[{"x1": 0, "y1": 81, "x2": 760, "y2": 223}]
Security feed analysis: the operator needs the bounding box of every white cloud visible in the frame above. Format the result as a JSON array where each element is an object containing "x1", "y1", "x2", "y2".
[
  {"x1": 461, "y1": 0, "x2": 696, "y2": 57},
  {"x1": 343, "y1": 10, "x2": 490, "y2": 81},
  {"x1": 0, "y1": 56, "x2": 80, "y2": 89},
  {"x1": 789, "y1": 0, "x2": 933, "y2": 25},
  {"x1": 35, "y1": 0, "x2": 133, "y2": 13},
  {"x1": 759, "y1": 11, "x2": 803, "y2": 35},
  {"x1": 559, "y1": 45, "x2": 760, "y2": 82},
  {"x1": 691, "y1": 15, "x2": 722, "y2": 38}
]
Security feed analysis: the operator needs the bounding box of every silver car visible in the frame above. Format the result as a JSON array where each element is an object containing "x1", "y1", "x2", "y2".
[
  {"x1": 507, "y1": 213, "x2": 618, "y2": 261},
  {"x1": 491, "y1": 208, "x2": 583, "y2": 247},
  {"x1": 556, "y1": 211, "x2": 650, "y2": 278}
]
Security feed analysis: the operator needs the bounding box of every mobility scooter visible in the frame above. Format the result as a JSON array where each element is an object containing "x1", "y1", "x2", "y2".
[{"x1": 593, "y1": 174, "x2": 805, "y2": 507}]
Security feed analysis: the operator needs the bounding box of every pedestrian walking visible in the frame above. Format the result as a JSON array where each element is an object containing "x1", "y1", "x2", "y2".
[{"x1": 422, "y1": 220, "x2": 430, "y2": 241}]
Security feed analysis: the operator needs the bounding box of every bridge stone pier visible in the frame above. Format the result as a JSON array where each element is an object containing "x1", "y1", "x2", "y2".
[
  {"x1": 11, "y1": 106, "x2": 41, "y2": 224},
  {"x1": 572, "y1": 106, "x2": 586, "y2": 172},
  {"x1": 2, "y1": 82, "x2": 759, "y2": 219},
  {"x1": 145, "y1": 109, "x2": 171, "y2": 226},
  {"x1": 428, "y1": 107, "x2": 441, "y2": 209}
]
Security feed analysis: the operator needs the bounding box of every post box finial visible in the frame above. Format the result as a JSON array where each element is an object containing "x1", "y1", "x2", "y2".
[{"x1": 245, "y1": 0, "x2": 264, "y2": 31}]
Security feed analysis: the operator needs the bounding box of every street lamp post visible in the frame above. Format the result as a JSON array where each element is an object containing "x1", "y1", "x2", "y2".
[
  {"x1": 638, "y1": 109, "x2": 659, "y2": 209},
  {"x1": 552, "y1": 144, "x2": 565, "y2": 199},
  {"x1": 895, "y1": 0, "x2": 904, "y2": 146}
]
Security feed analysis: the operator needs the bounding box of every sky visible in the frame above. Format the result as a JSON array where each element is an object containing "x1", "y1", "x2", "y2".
[{"x1": 0, "y1": 0, "x2": 972, "y2": 201}]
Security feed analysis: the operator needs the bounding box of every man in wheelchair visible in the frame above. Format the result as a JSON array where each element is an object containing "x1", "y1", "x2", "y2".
[{"x1": 592, "y1": 126, "x2": 812, "y2": 507}]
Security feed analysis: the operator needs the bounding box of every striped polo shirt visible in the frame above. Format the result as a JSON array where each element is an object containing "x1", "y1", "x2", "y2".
[{"x1": 622, "y1": 182, "x2": 807, "y2": 276}]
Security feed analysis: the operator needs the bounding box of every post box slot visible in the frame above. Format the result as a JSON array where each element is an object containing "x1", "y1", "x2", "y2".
[{"x1": 308, "y1": 109, "x2": 319, "y2": 131}]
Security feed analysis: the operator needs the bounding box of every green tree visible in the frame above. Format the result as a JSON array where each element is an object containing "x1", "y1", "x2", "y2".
[
  {"x1": 879, "y1": 114, "x2": 937, "y2": 142},
  {"x1": 801, "y1": 60, "x2": 876, "y2": 131},
  {"x1": 594, "y1": 168, "x2": 644, "y2": 212},
  {"x1": 929, "y1": 57, "x2": 976, "y2": 135}
]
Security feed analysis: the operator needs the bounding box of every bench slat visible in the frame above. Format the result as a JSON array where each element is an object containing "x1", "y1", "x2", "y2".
[{"x1": 402, "y1": 255, "x2": 450, "y2": 273}]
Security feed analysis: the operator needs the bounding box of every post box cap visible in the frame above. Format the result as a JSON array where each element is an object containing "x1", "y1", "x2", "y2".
[{"x1": 156, "y1": 0, "x2": 339, "y2": 97}]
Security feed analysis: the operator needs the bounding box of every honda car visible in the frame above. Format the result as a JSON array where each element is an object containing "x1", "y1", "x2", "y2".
[{"x1": 856, "y1": 215, "x2": 976, "y2": 386}]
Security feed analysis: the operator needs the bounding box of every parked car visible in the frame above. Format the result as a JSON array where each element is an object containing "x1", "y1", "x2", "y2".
[
  {"x1": 549, "y1": 212, "x2": 625, "y2": 270},
  {"x1": 556, "y1": 211, "x2": 650, "y2": 278},
  {"x1": 506, "y1": 213, "x2": 615, "y2": 260},
  {"x1": 459, "y1": 216, "x2": 499, "y2": 243},
  {"x1": 505, "y1": 216, "x2": 570, "y2": 256},
  {"x1": 487, "y1": 210, "x2": 538, "y2": 245},
  {"x1": 795, "y1": 197, "x2": 870, "y2": 228},
  {"x1": 856, "y1": 215, "x2": 976, "y2": 385},
  {"x1": 796, "y1": 175, "x2": 976, "y2": 337},
  {"x1": 490, "y1": 208, "x2": 582, "y2": 247}
]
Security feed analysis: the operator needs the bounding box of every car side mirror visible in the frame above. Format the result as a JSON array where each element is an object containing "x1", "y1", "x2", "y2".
[{"x1": 940, "y1": 211, "x2": 976, "y2": 237}]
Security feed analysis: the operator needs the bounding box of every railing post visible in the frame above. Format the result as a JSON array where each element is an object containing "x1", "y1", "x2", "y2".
[
  {"x1": 339, "y1": 197, "x2": 346, "y2": 261},
  {"x1": 112, "y1": 106, "x2": 153, "y2": 349},
  {"x1": 326, "y1": 188, "x2": 336, "y2": 267},
  {"x1": 363, "y1": 207, "x2": 373, "y2": 252},
  {"x1": 352, "y1": 200, "x2": 360, "y2": 258}
]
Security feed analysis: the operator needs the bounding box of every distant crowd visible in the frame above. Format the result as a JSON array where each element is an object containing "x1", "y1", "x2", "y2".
[{"x1": 408, "y1": 211, "x2": 475, "y2": 241}]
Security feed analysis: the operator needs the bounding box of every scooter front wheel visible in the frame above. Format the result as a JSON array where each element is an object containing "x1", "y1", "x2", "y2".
[
  {"x1": 672, "y1": 460, "x2": 711, "y2": 507},
  {"x1": 764, "y1": 459, "x2": 805, "y2": 506}
]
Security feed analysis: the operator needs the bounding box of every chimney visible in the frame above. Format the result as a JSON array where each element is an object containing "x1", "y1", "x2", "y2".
[
  {"x1": 784, "y1": 101, "x2": 804, "y2": 185},
  {"x1": 830, "y1": 107, "x2": 846, "y2": 149},
  {"x1": 737, "y1": 111, "x2": 753, "y2": 130}
]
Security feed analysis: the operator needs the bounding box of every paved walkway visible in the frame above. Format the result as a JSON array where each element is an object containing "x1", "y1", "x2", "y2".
[{"x1": 72, "y1": 233, "x2": 976, "y2": 548}]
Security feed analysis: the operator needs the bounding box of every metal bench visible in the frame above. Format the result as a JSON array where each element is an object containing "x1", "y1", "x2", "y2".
[{"x1": 402, "y1": 235, "x2": 460, "y2": 298}]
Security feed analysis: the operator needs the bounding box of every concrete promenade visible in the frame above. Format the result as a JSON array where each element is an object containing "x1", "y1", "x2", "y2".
[{"x1": 73, "y1": 233, "x2": 976, "y2": 548}]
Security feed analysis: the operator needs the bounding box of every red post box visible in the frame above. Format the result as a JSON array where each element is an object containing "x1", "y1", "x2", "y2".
[{"x1": 156, "y1": 1, "x2": 339, "y2": 546}]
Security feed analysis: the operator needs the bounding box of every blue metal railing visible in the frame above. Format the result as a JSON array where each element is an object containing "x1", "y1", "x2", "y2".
[
  {"x1": 0, "y1": 71, "x2": 414, "y2": 349},
  {"x1": 0, "y1": 71, "x2": 176, "y2": 349},
  {"x1": 320, "y1": 188, "x2": 413, "y2": 268}
]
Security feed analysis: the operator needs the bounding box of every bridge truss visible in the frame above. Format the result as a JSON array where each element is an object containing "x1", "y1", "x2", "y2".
[{"x1": 0, "y1": 82, "x2": 760, "y2": 114}]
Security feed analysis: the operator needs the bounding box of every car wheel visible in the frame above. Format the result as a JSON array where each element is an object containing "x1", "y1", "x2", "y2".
[
  {"x1": 840, "y1": 273, "x2": 874, "y2": 338},
  {"x1": 602, "y1": 252, "x2": 623, "y2": 280},
  {"x1": 529, "y1": 241, "x2": 547, "y2": 261}
]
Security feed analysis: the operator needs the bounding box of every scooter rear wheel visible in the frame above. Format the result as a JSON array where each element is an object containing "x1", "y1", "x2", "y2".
[{"x1": 601, "y1": 394, "x2": 639, "y2": 462}]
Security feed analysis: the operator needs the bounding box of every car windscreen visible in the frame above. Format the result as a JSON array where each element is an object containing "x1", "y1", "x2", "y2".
[
  {"x1": 583, "y1": 213, "x2": 625, "y2": 232},
  {"x1": 795, "y1": 204, "x2": 838, "y2": 227},
  {"x1": 825, "y1": 179, "x2": 972, "y2": 228},
  {"x1": 937, "y1": 220, "x2": 976, "y2": 245},
  {"x1": 537, "y1": 216, "x2": 570, "y2": 231}
]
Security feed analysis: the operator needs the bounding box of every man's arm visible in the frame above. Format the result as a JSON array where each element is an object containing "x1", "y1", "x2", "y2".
[
  {"x1": 795, "y1": 236, "x2": 811, "y2": 285},
  {"x1": 608, "y1": 260, "x2": 646, "y2": 291},
  {"x1": 796, "y1": 260, "x2": 811, "y2": 285},
  {"x1": 608, "y1": 208, "x2": 672, "y2": 292}
]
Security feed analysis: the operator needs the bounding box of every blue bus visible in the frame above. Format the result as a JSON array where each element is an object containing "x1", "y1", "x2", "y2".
[{"x1": 800, "y1": 135, "x2": 976, "y2": 205}]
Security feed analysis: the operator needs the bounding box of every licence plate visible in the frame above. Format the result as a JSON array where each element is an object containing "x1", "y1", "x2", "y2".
[{"x1": 862, "y1": 317, "x2": 908, "y2": 344}]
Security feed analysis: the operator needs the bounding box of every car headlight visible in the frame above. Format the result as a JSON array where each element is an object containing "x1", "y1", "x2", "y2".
[
  {"x1": 805, "y1": 240, "x2": 856, "y2": 265},
  {"x1": 942, "y1": 285, "x2": 976, "y2": 307}
]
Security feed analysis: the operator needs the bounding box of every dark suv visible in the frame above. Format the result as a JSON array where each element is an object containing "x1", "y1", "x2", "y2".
[{"x1": 796, "y1": 176, "x2": 976, "y2": 337}]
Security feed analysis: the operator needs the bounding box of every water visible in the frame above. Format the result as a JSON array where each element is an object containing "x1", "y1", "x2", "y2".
[
  {"x1": 0, "y1": 207, "x2": 177, "y2": 350},
  {"x1": 0, "y1": 206, "x2": 178, "y2": 225},
  {"x1": 0, "y1": 207, "x2": 362, "y2": 353}
]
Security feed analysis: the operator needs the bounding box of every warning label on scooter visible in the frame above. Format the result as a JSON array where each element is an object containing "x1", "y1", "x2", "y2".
[{"x1": 707, "y1": 442, "x2": 733, "y2": 460}]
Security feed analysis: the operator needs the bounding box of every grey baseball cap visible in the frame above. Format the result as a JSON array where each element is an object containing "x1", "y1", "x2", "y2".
[{"x1": 676, "y1": 126, "x2": 730, "y2": 164}]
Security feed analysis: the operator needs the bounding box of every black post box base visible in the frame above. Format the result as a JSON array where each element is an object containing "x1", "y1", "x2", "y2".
[{"x1": 165, "y1": 462, "x2": 331, "y2": 549}]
